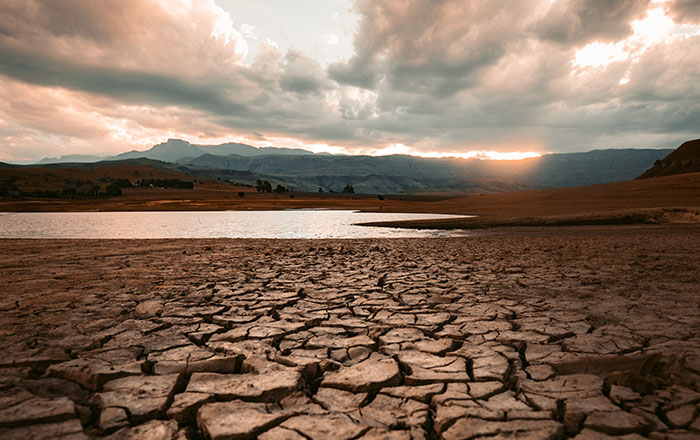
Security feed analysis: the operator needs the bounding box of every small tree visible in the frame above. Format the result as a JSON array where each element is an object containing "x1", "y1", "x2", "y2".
[
  {"x1": 104, "y1": 183, "x2": 123, "y2": 197},
  {"x1": 238, "y1": 191, "x2": 245, "y2": 198},
  {"x1": 342, "y1": 185, "x2": 355, "y2": 194},
  {"x1": 262, "y1": 180, "x2": 272, "y2": 193},
  {"x1": 318, "y1": 187, "x2": 323, "y2": 193}
]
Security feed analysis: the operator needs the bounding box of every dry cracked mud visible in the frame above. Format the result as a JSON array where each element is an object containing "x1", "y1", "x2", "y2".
[{"x1": 1, "y1": 225, "x2": 699, "y2": 439}]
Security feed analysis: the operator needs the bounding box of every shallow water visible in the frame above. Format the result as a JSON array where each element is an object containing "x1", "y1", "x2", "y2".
[{"x1": 0, "y1": 210, "x2": 469, "y2": 239}]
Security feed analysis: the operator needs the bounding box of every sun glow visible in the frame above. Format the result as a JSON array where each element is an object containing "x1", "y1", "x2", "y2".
[
  {"x1": 573, "y1": 6, "x2": 680, "y2": 69},
  {"x1": 315, "y1": 143, "x2": 542, "y2": 160},
  {"x1": 215, "y1": 137, "x2": 543, "y2": 161}
]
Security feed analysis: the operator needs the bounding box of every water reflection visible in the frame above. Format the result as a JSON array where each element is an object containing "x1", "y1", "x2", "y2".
[{"x1": 0, "y1": 210, "x2": 469, "y2": 239}]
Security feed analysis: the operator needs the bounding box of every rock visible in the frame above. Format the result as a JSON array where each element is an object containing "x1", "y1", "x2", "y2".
[
  {"x1": 484, "y1": 391, "x2": 548, "y2": 420},
  {"x1": 99, "y1": 407, "x2": 129, "y2": 433},
  {"x1": 313, "y1": 387, "x2": 367, "y2": 411},
  {"x1": 562, "y1": 327, "x2": 644, "y2": 355},
  {"x1": 357, "y1": 428, "x2": 412, "y2": 440},
  {"x1": 573, "y1": 428, "x2": 647, "y2": 439},
  {"x1": 187, "y1": 370, "x2": 301, "y2": 400},
  {"x1": 147, "y1": 345, "x2": 241, "y2": 375},
  {"x1": 198, "y1": 400, "x2": 294, "y2": 440},
  {"x1": 665, "y1": 405, "x2": 697, "y2": 429},
  {"x1": 378, "y1": 328, "x2": 425, "y2": 345},
  {"x1": 564, "y1": 396, "x2": 621, "y2": 433},
  {"x1": 321, "y1": 355, "x2": 400, "y2": 392},
  {"x1": 404, "y1": 338, "x2": 456, "y2": 355},
  {"x1": 583, "y1": 411, "x2": 651, "y2": 435},
  {"x1": 279, "y1": 414, "x2": 366, "y2": 440},
  {"x1": 166, "y1": 392, "x2": 213, "y2": 423},
  {"x1": 104, "y1": 419, "x2": 181, "y2": 440},
  {"x1": 526, "y1": 364, "x2": 555, "y2": 381},
  {"x1": 380, "y1": 383, "x2": 444, "y2": 403},
  {"x1": 19, "y1": 378, "x2": 91, "y2": 405},
  {"x1": 258, "y1": 426, "x2": 307, "y2": 440},
  {"x1": 0, "y1": 348, "x2": 72, "y2": 370},
  {"x1": 0, "y1": 419, "x2": 87, "y2": 440},
  {"x1": 356, "y1": 394, "x2": 429, "y2": 429},
  {"x1": 453, "y1": 345, "x2": 510, "y2": 381},
  {"x1": 441, "y1": 417, "x2": 563, "y2": 440},
  {"x1": 519, "y1": 374, "x2": 604, "y2": 400},
  {"x1": 46, "y1": 348, "x2": 143, "y2": 391},
  {"x1": 279, "y1": 391, "x2": 326, "y2": 415},
  {"x1": 434, "y1": 402, "x2": 504, "y2": 432},
  {"x1": 609, "y1": 385, "x2": 642, "y2": 405},
  {"x1": 95, "y1": 374, "x2": 182, "y2": 423},
  {"x1": 0, "y1": 388, "x2": 76, "y2": 428},
  {"x1": 306, "y1": 335, "x2": 376, "y2": 350},
  {"x1": 397, "y1": 351, "x2": 470, "y2": 384},
  {"x1": 135, "y1": 300, "x2": 163, "y2": 316}
]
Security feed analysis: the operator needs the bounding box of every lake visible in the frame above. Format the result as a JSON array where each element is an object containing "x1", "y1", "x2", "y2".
[{"x1": 0, "y1": 210, "x2": 469, "y2": 239}]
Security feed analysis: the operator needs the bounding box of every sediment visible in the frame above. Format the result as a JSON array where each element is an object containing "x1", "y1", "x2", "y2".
[{"x1": 1, "y1": 226, "x2": 699, "y2": 439}]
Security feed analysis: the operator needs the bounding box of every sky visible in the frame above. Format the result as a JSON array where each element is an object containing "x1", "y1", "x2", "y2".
[{"x1": 0, "y1": 0, "x2": 699, "y2": 162}]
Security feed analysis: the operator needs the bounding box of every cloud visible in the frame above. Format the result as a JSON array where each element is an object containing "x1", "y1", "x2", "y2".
[
  {"x1": 280, "y1": 51, "x2": 333, "y2": 95},
  {"x1": 667, "y1": 0, "x2": 700, "y2": 23},
  {"x1": 535, "y1": 0, "x2": 652, "y2": 45},
  {"x1": 0, "y1": 0, "x2": 698, "y2": 162}
]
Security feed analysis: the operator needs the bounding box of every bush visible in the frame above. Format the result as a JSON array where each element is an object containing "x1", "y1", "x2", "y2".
[
  {"x1": 104, "y1": 183, "x2": 123, "y2": 197},
  {"x1": 256, "y1": 179, "x2": 273, "y2": 193},
  {"x1": 138, "y1": 179, "x2": 193, "y2": 189},
  {"x1": 342, "y1": 185, "x2": 355, "y2": 194},
  {"x1": 238, "y1": 191, "x2": 245, "y2": 198}
]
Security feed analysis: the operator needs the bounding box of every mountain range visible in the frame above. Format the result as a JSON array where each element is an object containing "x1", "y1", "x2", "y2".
[
  {"x1": 39, "y1": 139, "x2": 315, "y2": 164},
  {"x1": 32, "y1": 139, "x2": 676, "y2": 194}
]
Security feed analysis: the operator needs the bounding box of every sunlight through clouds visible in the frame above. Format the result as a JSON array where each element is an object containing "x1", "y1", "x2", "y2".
[{"x1": 573, "y1": 5, "x2": 689, "y2": 69}]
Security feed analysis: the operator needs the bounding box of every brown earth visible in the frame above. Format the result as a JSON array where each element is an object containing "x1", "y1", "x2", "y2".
[
  {"x1": 0, "y1": 164, "x2": 241, "y2": 193},
  {"x1": 1, "y1": 227, "x2": 700, "y2": 438},
  {"x1": 2, "y1": 169, "x2": 700, "y2": 231}
]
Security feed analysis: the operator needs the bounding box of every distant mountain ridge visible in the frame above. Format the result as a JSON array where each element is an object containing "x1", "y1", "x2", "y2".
[
  {"x1": 181, "y1": 148, "x2": 671, "y2": 192},
  {"x1": 30, "y1": 138, "x2": 676, "y2": 194},
  {"x1": 638, "y1": 139, "x2": 700, "y2": 179},
  {"x1": 38, "y1": 154, "x2": 107, "y2": 164},
  {"x1": 110, "y1": 139, "x2": 315, "y2": 163}
]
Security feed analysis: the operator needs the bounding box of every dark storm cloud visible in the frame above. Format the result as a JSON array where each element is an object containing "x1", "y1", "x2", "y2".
[
  {"x1": 329, "y1": 0, "x2": 541, "y2": 97},
  {"x1": 667, "y1": 0, "x2": 700, "y2": 23},
  {"x1": 279, "y1": 51, "x2": 333, "y2": 95},
  {"x1": 534, "y1": 0, "x2": 652, "y2": 44},
  {"x1": 0, "y1": 47, "x2": 247, "y2": 115}
]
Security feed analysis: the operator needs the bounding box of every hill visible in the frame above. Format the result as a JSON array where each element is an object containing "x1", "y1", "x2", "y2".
[
  {"x1": 360, "y1": 171, "x2": 700, "y2": 229},
  {"x1": 0, "y1": 159, "x2": 251, "y2": 200},
  {"x1": 182, "y1": 148, "x2": 671, "y2": 193},
  {"x1": 638, "y1": 139, "x2": 700, "y2": 178}
]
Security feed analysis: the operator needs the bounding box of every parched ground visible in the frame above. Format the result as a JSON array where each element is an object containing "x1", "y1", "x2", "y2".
[{"x1": 1, "y1": 226, "x2": 699, "y2": 439}]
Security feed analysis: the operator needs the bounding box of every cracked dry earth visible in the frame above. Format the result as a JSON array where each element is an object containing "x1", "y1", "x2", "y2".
[{"x1": 1, "y1": 226, "x2": 700, "y2": 440}]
